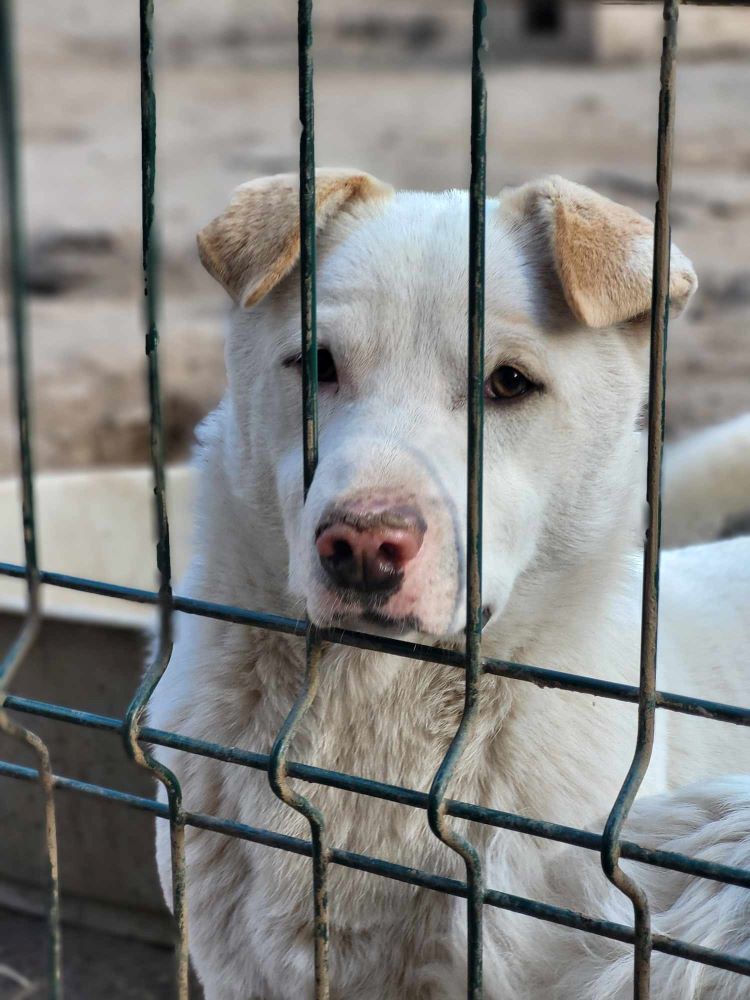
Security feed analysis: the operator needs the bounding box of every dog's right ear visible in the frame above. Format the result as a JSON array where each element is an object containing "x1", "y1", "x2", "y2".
[{"x1": 197, "y1": 169, "x2": 393, "y2": 309}]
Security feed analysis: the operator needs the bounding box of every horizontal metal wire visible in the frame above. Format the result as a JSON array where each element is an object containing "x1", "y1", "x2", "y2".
[
  {"x1": 1, "y1": 758, "x2": 748, "y2": 981},
  {"x1": 1, "y1": 561, "x2": 747, "y2": 728},
  {"x1": 4, "y1": 691, "x2": 749, "y2": 891}
]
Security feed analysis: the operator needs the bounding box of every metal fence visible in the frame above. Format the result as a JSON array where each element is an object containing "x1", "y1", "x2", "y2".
[{"x1": 0, "y1": 0, "x2": 749, "y2": 998}]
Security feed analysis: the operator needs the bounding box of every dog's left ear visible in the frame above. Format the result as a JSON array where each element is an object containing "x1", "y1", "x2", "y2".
[
  {"x1": 197, "y1": 168, "x2": 393, "y2": 309},
  {"x1": 500, "y1": 175, "x2": 697, "y2": 329}
]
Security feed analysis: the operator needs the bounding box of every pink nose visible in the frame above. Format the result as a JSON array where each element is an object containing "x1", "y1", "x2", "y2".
[{"x1": 315, "y1": 506, "x2": 425, "y2": 594}]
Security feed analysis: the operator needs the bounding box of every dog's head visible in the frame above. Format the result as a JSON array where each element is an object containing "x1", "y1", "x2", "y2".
[{"x1": 198, "y1": 169, "x2": 697, "y2": 639}]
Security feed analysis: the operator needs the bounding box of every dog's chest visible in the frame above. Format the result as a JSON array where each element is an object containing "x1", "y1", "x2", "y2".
[
  {"x1": 214, "y1": 640, "x2": 510, "y2": 858},
  {"x1": 305, "y1": 653, "x2": 503, "y2": 793}
]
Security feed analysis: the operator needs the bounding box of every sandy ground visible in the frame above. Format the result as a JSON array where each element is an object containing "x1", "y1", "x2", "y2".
[
  {"x1": 1, "y1": 22, "x2": 750, "y2": 475},
  {"x1": 1, "y1": 5, "x2": 750, "y2": 999}
]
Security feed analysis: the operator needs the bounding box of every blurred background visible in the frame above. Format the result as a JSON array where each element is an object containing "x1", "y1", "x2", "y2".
[
  {"x1": 3, "y1": 0, "x2": 750, "y2": 482},
  {"x1": 1, "y1": 1, "x2": 749, "y2": 997}
]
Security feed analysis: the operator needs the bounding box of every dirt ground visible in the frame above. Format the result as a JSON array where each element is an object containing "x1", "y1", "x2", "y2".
[
  {"x1": 0, "y1": 908, "x2": 203, "y2": 1000},
  {"x1": 1, "y1": 8, "x2": 750, "y2": 476},
  {"x1": 1, "y1": 4, "x2": 750, "y2": 999}
]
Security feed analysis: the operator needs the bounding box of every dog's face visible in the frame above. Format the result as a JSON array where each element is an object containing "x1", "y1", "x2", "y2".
[{"x1": 199, "y1": 170, "x2": 697, "y2": 639}]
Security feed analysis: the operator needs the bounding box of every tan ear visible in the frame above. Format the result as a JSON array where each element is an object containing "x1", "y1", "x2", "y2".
[
  {"x1": 501, "y1": 175, "x2": 697, "y2": 329},
  {"x1": 198, "y1": 168, "x2": 393, "y2": 308}
]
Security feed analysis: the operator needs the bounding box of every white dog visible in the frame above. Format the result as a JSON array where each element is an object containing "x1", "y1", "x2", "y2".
[{"x1": 147, "y1": 170, "x2": 750, "y2": 999}]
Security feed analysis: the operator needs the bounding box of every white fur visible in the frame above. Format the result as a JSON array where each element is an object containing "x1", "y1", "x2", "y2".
[
  {"x1": 663, "y1": 413, "x2": 750, "y2": 548},
  {"x1": 508, "y1": 776, "x2": 750, "y2": 1000},
  {"x1": 147, "y1": 185, "x2": 750, "y2": 999}
]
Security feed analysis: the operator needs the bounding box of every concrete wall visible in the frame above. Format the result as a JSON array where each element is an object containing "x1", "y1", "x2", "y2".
[
  {"x1": 0, "y1": 466, "x2": 193, "y2": 625},
  {"x1": 0, "y1": 466, "x2": 194, "y2": 944},
  {"x1": 0, "y1": 612, "x2": 173, "y2": 944}
]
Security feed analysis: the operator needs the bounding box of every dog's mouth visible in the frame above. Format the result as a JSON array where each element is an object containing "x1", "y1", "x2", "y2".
[
  {"x1": 316, "y1": 606, "x2": 423, "y2": 638},
  {"x1": 362, "y1": 609, "x2": 422, "y2": 634},
  {"x1": 313, "y1": 604, "x2": 494, "y2": 639}
]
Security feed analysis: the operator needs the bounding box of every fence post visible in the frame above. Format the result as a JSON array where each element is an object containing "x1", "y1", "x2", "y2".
[
  {"x1": 426, "y1": 2, "x2": 487, "y2": 997},
  {"x1": 121, "y1": 3, "x2": 188, "y2": 997},
  {"x1": 0, "y1": 2, "x2": 63, "y2": 995},
  {"x1": 267, "y1": 2, "x2": 331, "y2": 997},
  {"x1": 600, "y1": 3, "x2": 680, "y2": 997}
]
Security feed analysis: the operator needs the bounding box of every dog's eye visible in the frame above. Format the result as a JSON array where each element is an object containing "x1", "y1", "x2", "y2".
[
  {"x1": 316, "y1": 348, "x2": 337, "y2": 384},
  {"x1": 486, "y1": 365, "x2": 533, "y2": 401},
  {"x1": 283, "y1": 348, "x2": 338, "y2": 385}
]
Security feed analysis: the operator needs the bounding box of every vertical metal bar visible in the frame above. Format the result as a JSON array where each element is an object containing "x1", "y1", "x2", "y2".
[
  {"x1": 268, "y1": 640, "x2": 329, "y2": 995},
  {"x1": 0, "y1": 718, "x2": 61, "y2": 991},
  {"x1": 298, "y1": 0, "x2": 318, "y2": 495},
  {"x1": 0, "y1": 3, "x2": 62, "y2": 995},
  {"x1": 122, "y1": 3, "x2": 187, "y2": 996},
  {"x1": 600, "y1": 4, "x2": 679, "y2": 998},
  {"x1": 268, "y1": 1, "x2": 330, "y2": 997},
  {"x1": 0, "y1": 0, "x2": 34, "y2": 589},
  {"x1": 426, "y1": 2, "x2": 487, "y2": 996}
]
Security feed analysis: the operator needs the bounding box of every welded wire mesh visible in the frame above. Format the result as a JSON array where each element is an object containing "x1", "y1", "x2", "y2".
[{"x1": 1, "y1": 1, "x2": 749, "y2": 998}]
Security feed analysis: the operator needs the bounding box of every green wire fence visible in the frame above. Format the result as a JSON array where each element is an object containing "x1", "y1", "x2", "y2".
[{"x1": 1, "y1": 1, "x2": 749, "y2": 998}]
